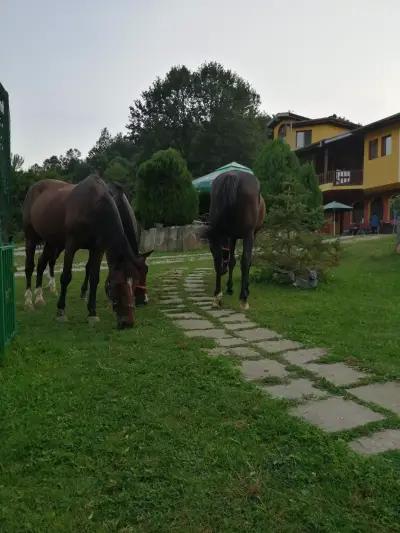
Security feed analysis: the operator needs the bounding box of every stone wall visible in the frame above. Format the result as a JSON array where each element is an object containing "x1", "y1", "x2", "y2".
[{"x1": 140, "y1": 224, "x2": 206, "y2": 252}]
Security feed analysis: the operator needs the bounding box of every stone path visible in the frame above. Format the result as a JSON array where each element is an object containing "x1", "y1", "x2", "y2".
[{"x1": 160, "y1": 267, "x2": 400, "y2": 457}]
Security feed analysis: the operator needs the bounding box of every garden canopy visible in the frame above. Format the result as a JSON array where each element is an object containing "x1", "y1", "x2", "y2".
[{"x1": 192, "y1": 162, "x2": 254, "y2": 192}]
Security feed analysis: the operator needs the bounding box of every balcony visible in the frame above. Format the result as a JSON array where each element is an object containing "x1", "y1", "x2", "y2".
[{"x1": 317, "y1": 169, "x2": 363, "y2": 187}]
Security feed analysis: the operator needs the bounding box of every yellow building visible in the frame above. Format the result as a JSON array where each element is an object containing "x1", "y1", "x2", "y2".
[{"x1": 268, "y1": 112, "x2": 400, "y2": 234}]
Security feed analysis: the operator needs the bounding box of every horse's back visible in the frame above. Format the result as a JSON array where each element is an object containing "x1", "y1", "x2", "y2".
[
  {"x1": 23, "y1": 179, "x2": 74, "y2": 244},
  {"x1": 209, "y1": 170, "x2": 261, "y2": 238}
]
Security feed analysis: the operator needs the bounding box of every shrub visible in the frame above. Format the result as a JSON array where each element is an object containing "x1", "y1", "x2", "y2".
[{"x1": 136, "y1": 148, "x2": 198, "y2": 228}]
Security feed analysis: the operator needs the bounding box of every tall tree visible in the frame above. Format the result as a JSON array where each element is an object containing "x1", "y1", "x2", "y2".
[{"x1": 127, "y1": 62, "x2": 269, "y2": 176}]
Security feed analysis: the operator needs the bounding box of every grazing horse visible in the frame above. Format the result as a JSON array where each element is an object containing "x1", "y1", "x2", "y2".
[
  {"x1": 23, "y1": 175, "x2": 145, "y2": 328},
  {"x1": 205, "y1": 170, "x2": 265, "y2": 309},
  {"x1": 80, "y1": 182, "x2": 152, "y2": 306}
]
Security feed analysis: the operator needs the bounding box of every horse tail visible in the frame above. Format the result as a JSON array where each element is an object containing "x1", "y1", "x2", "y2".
[{"x1": 203, "y1": 172, "x2": 241, "y2": 241}]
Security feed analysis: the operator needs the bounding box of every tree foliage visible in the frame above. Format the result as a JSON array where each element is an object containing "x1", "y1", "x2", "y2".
[
  {"x1": 254, "y1": 140, "x2": 323, "y2": 230},
  {"x1": 253, "y1": 141, "x2": 334, "y2": 285},
  {"x1": 254, "y1": 174, "x2": 339, "y2": 285},
  {"x1": 127, "y1": 62, "x2": 269, "y2": 176},
  {"x1": 136, "y1": 149, "x2": 198, "y2": 228}
]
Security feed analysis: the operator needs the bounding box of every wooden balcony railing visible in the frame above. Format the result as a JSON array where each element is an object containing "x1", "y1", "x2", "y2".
[{"x1": 317, "y1": 169, "x2": 363, "y2": 187}]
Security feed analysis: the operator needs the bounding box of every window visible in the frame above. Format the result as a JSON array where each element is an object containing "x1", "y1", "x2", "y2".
[
  {"x1": 296, "y1": 130, "x2": 312, "y2": 148},
  {"x1": 369, "y1": 138, "x2": 378, "y2": 160},
  {"x1": 278, "y1": 124, "x2": 287, "y2": 138},
  {"x1": 381, "y1": 134, "x2": 392, "y2": 156}
]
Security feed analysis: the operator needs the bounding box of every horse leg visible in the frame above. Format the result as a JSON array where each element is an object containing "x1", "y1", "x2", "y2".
[
  {"x1": 24, "y1": 240, "x2": 36, "y2": 310},
  {"x1": 86, "y1": 249, "x2": 102, "y2": 324},
  {"x1": 80, "y1": 257, "x2": 91, "y2": 300},
  {"x1": 47, "y1": 248, "x2": 59, "y2": 295},
  {"x1": 226, "y1": 238, "x2": 237, "y2": 295},
  {"x1": 56, "y1": 242, "x2": 76, "y2": 322},
  {"x1": 210, "y1": 239, "x2": 223, "y2": 307},
  {"x1": 35, "y1": 243, "x2": 53, "y2": 306},
  {"x1": 239, "y1": 232, "x2": 254, "y2": 310}
]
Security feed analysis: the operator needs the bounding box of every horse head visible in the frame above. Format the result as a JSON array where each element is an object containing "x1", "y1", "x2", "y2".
[
  {"x1": 105, "y1": 250, "x2": 153, "y2": 326},
  {"x1": 106, "y1": 263, "x2": 135, "y2": 329}
]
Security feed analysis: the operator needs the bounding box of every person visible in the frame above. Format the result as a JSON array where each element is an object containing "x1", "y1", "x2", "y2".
[{"x1": 370, "y1": 213, "x2": 379, "y2": 234}]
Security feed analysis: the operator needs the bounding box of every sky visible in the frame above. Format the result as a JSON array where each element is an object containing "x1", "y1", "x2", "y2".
[{"x1": 2, "y1": 0, "x2": 400, "y2": 167}]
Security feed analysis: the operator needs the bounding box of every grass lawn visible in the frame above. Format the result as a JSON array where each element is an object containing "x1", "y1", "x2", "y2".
[{"x1": 1, "y1": 238, "x2": 400, "y2": 531}]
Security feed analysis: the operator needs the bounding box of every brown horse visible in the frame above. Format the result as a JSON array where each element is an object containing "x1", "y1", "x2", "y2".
[
  {"x1": 23, "y1": 175, "x2": 145, "y2": 328},
  {"x1": 79, "y1": 182, "x2": 152, "y2": 306},
  {"x1": 205, "y1": 170, "x2": 265, "y2": 309}
]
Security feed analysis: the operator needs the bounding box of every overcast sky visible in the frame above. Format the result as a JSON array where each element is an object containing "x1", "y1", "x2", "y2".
[{"x1": 2, "y1": 0, "x2": 400, "y2": 167}]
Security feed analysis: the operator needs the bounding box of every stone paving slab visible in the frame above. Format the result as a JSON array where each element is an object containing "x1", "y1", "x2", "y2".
[
  {"x1": 216, "y1": 337, "x2": 248, "y2": 347},
  {"x1": 165, "y1": 312, "x2": 201, "y2": 319},
  {"x1": 263, "y1": 378, "x2": 327, "y2": 401},
  {"x1": 206, "y1": 347, "x2": 231, "y2": 357},
  {"x1": 189, "y1": 296, "x2": 214, "y2": 302},
  {"x1": 230, "y1": 346, "x2": 262, "y2": 359},
  {"x1": 220, "y1": 313, "x2": 248, "y2": 323},
  {"x1": 160, "y1": 297, "x2": 183, "y2": 305},
  {"x1": 256, "y1": 339, "x2": 302, "y2": 354},
  {"x1": 282, "y1": 348, "x2": 327, "y2": 365},
  {"x1": 237, "y1": 328, "x2": 281, "y2": 342},
  {"x1": 349, "y1": 429, "x2": 400, "y2": 455},
  {"x1": 348, "y1": 382, "x2": 400, "y2": 416},
  {"x1": 224, "y1": 321, "x2": 258, "y2": 331},
  {"x1": 185, "y1": 329, "x2": 231, "y2": 339},
  {"x1": 241, "y1": 359, "x2": 288, "y2": 381},
  {"x1": 208, "y1": 310, "x2": 235, "y2": 318},
  {"x1": 162, "y1": 305, "x2": 185, "y2": 311},
  {"x1": 291, "y1": 397, "x2": 384, "y2": 433},
  {"x1": 174, "y1": 319, "x2": 215, "y2": 330},
  {"x1": 304, "y1": 362, "x2": 369, "y2": 386}
]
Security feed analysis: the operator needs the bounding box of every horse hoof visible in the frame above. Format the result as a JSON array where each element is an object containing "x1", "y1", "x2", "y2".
[
  {"x1": 226, "y1": 288, "x2": 233, "y2": 296},
  {"x1": 88, "y1": 316, "x2": 100, "y2": 325},
  {"x1": 34, "y1": 288, "x2": 45, "y2": 306},
  {"x1": 240, "y1": 301, "x2": 250, "y2": 310},
  {"x1": 56, "y1": 310, "x2": 68, "y2": 322},
  {"x1": 47, "y1": 278, "x2": 57, "y2": 294},
  {"x1": 213, "y1": 292, "x2": 223, "y2": 307},
  {"x1": 24, "y1": 289, "x2": 34, "y2": 310}
]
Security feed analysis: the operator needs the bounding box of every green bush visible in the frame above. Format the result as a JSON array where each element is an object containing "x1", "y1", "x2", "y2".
[{"x1": 136, "y1": 148, "x2": 198, "y2": 228}]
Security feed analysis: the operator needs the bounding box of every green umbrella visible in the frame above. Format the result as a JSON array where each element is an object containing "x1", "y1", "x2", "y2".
[
  {"x1": 323, "y1": 201, "x2": 353, "y2": 236},
  {"x1": 192, "y1": 162, "x2": 253, "y2": 193}
]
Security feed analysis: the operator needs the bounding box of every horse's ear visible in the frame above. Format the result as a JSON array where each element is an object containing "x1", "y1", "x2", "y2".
[{"x1": 140, "y1": 250, "x2": 153, "y2": 260}]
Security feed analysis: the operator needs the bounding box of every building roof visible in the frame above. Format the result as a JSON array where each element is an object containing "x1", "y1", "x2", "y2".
[
  {"x1": 267, "y1": 112, "x2": 309, "y2": 129},
  {"x1": 295, "y1": 112, "x2": 400, "y2": 154},
  {"x1": 291, "y1": 115, "x2": 359, "y2": 130}
]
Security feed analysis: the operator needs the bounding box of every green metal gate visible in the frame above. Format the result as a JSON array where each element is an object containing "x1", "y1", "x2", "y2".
[{"x1": 0, "y1": 83, "x2": 16, "y2": 354}]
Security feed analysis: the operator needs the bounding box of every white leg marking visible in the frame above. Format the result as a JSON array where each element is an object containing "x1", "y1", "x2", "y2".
[
  {"x1": 24, "y1": 289, "x2": 34, "y2": 310},
  {"x1": 34, "y1": 287, "x2": 45, "y2": 306},
  {"x1": 48, "y1": 276, "x2": 57, "y2": 295}
]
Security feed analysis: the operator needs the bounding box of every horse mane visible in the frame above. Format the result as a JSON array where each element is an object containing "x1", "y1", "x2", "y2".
[{"x1": 107, "y1": 182, "x2": 141, "y2": 256}]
